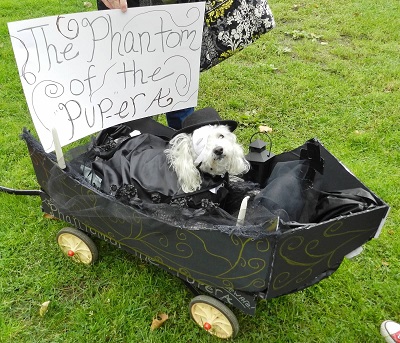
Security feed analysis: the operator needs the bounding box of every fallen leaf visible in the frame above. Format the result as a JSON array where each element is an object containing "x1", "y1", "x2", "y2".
[
  {"x1": 39, "y1": 301, "x2": 50, "y2": 317},
  {"x1": 83, "y1": 1, "x2": 92, "y2": 7},
  {"x1": 43, "y1": 213, "x2": 57, "y2": 220},
  {"x1": 150, "y1": 313, "x2": 169, "y2": 330},
  {"x1": 384, "y1": 83, "x2": 397, "y2": 93},
  {"x1": 259, "y1": 125, "x2": 273, "y2": 133},
  {"x1": 267, "y1": 64, "x2": 279, "y2": 72},
  {"x1": 292, "y1": 4, "x2": 305, "y2": 11}
]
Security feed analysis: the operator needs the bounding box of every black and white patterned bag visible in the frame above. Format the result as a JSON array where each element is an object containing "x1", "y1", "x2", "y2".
[
  {"x1": 200, "y1": 0, "x2": 275, "y2": 70},
  {"x1": 138, "y1": 0, "x2": 275, "y2": 71}
]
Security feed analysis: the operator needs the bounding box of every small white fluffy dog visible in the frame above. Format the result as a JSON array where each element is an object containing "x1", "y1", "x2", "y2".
[{"x1": 165, "y1": 124, "x2": 250, "y2": 193}]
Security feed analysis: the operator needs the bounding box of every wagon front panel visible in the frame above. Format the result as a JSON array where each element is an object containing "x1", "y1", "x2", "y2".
[{"x1": 265, "y1": 205, "x2": 388, "y2": 299}]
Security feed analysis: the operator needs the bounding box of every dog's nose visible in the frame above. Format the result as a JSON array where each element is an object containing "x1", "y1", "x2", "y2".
[{"x1": 213, "y1": 146, "x2": 224, "y2": 156}]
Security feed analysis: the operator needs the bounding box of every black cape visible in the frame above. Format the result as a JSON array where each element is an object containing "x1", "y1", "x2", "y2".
[{"x1": 91, "y1": 133, "x2": 229, "y2": 208}]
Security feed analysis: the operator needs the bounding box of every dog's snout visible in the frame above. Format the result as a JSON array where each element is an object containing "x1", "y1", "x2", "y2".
[{"x1": 213, "y1": 146, "x2": 224, "y2": 156}]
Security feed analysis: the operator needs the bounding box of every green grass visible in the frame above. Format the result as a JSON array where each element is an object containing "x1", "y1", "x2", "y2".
[{"x1": 1, "y1": 0, "x2": 399, "y2": 342}]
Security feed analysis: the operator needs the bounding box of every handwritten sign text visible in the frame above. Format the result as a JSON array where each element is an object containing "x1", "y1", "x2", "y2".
[{"x1": 8, "y1": 4, "x2": 205, "y2": 151}]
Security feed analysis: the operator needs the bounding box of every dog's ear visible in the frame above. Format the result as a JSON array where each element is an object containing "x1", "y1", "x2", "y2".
[
  {"x1": 165, "y1": 134, "x2": 202, "y2": 193},
  {"x1": 226, "y1": 140, "x2": 251, "y2": 176},
  {"x1": 229, "y1": 156, "x2": 251, "y2": 176}
]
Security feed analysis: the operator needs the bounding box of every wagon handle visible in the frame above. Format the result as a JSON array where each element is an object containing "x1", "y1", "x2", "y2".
[{"x1": 0, "y1": 185, "x2": 42, "y2": 196}]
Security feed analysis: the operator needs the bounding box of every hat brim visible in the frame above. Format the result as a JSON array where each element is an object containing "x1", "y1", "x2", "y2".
[{"x1": 172, "y1": 120, "x2": 238, "y2": 137}]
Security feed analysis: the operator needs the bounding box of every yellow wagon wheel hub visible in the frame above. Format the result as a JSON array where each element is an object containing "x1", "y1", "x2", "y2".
[
  {"x1": 58, "y1": 232, "x2": 94, "y2": 264},
  {"x1": 191, "y1": 302, "x2": 234, "y2": 339}
]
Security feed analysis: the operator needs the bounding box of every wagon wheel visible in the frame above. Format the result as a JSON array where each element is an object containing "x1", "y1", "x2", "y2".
[
  {"x1": 56, "y1": 227, "x2": 98, "y2": 264},
  {"x1": 189, "y1": 295, "x2": 239, "y2": 339}
]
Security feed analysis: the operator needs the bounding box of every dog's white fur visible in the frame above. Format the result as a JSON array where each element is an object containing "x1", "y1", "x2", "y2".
[{"x1": 165, "y1": 125, "x2": 250, "y2": 193}]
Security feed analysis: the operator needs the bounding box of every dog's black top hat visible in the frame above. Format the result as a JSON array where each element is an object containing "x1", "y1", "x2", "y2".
[{"x1": 172, "y1": 107, "x2": 238, "y2": 137}]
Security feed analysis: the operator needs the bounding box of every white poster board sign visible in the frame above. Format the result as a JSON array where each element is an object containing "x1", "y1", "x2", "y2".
[{"x1": 8, "y1": 3, "x2": 205, "y2": 152}]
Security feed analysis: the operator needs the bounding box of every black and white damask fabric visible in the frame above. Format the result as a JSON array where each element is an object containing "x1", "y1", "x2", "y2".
[
  {"x1": 139, "y1": 0, "x2": 275, "y2": 70},
  {"x1": 200, "y1": 0, "x2": 275, "y2": 70}
]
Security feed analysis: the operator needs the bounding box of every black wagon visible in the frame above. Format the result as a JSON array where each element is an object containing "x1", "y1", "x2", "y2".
[{"x1": 1, "y1": 116, "x2": 389, "y2": 339}]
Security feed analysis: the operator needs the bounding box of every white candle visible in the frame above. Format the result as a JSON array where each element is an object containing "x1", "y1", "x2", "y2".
[
  {"x1": 236, "y1": 196, "x2": 250, "y2": 226},
  {"x1": 52, "y1": 127, "x2": 66, "y2": 169}
]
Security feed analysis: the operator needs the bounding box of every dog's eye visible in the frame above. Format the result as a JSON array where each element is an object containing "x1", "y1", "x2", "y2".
[{"x1": 218, "y1": 134, "x2": 224, "y2": 139}]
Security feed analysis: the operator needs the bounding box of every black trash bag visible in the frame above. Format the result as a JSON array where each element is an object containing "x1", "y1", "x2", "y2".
[
  {"x1": 311, "y1": 188, "x2": 378, "y2": 222},
  {"x1": 88, "y1": 124, "x2": 134, "y2": 160},
  {"x1": 251, "y1": 159, "x2": 323, "y2": 223}
]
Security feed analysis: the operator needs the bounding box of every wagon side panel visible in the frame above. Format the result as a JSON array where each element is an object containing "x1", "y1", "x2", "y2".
[
  {"x1": 44, "y1": 174, "x2": 276, "y2": 293},
  {"x1": 28, "y1": 131, "x2": 277, "y2": 293}
]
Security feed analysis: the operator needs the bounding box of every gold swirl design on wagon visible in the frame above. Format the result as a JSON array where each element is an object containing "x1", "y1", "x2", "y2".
[{"x1": 272, "y1": 221, "x2": 375, "y2": 290}]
